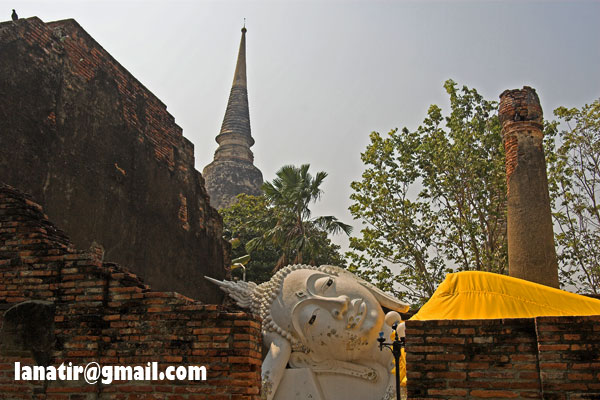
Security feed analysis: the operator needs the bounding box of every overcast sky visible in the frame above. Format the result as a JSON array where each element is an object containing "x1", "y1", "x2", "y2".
[{"x1": 9, "y1": 0, "x2": 600, "y2": 252}]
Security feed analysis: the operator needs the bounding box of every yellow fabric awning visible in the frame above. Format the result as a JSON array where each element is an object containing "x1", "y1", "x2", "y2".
[
  {"x1": 399, "y1": 271, "x2": 600, "y2": 387},
  {"x1": 410, "y1": 271, "x2": 600, "y2": 321}
]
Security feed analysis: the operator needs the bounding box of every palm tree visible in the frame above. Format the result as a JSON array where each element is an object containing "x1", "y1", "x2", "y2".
[{"x1": 248, "y1": 164, "x2": 352, "y2": 271}]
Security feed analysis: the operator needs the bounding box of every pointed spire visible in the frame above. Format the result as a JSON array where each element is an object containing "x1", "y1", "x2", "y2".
[
  {"x1": 215, "y1": 25, "x2": 254, "y2": 161},
  {"x1": 202, "y1": 25, "x2": 263, "y2": 209},
  {"x1": 232, "y1": 26, "x2": 247, "y2": 88}
]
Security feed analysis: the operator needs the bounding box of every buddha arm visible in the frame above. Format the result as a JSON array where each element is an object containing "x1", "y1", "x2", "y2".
[{"x1": 261, "y1": 332, "x2": 291, "y2": 400}]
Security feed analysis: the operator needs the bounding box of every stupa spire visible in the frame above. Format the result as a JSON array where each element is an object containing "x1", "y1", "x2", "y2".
[
  {"x1": 202, "y1": 25, "x2": 263, "y2": 209},
  {"x1": 214, "y1": 25, "x2": 254, "y2": 162},
  {"x1": 232, "y1": 25, "x2": 247, "y2": 88}
]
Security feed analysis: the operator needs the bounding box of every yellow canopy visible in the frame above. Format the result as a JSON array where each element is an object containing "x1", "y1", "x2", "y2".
[
  {"x1": 397, "y1": 271, "x2": 600, "y2": 387},
  {"x1": 410, "y1": 271, "x2": 600, "y2": 321}
]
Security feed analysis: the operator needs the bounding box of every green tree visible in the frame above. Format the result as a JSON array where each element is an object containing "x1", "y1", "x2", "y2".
[
  {"x1": 220, "y1": 194, "x2": 280, "y2": 283},
  {"x1": 548, "y1": 99, "x2": 600, "y2": 294},
  {"x1": 348, "y1": 80, "x2": 508, "y2": 305},
  {"x1": 248, "y1": 164, "x2": 352, "y2": 271}
]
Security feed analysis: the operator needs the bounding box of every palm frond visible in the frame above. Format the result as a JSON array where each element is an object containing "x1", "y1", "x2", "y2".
[{"x1": 312, "y1": 216, "x2": 354, "y2": 235}]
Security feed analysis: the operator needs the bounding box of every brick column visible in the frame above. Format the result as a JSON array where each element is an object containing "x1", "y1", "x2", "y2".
[{"x1": 499, "y1": 87, "x2": 559, "y2": 288}]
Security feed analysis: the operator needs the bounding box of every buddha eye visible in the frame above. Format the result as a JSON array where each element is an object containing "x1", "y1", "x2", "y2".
[
  {"x1": 308, "y1": 315, "x2": 317, "y2": 325},
  {"x1": 315, "y1": 276, "x2": 335, "y2": 294}
]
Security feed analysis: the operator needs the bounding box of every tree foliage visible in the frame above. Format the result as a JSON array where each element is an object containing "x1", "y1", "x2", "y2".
[
  {"x1": 548, "y1": 99, "x2": 600, "y2": 294},
  {"x1": 248, "y1": 164, "x2": 352, "y2": 272},
  {"x1": 348, "y1": 80, "x2": 508, "y2": 304},
  {"x1": 220, "y1": 194, "x2": 280, "y2": 283},
  {"x1": 220, "y1": 164, "x2": 350, "y2": 283}
]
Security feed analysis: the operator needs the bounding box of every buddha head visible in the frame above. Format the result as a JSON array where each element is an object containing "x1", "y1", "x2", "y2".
[{"x1": 207, "y1": 265, "x2": 409, "y2": 361}]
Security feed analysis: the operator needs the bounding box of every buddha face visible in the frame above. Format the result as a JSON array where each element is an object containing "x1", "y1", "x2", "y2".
[{"x1": 270, "y1": 269, "x2": 385, "y2": 361}]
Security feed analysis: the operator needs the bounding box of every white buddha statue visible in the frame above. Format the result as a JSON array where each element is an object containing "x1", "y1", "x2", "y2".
[{"x1": 207, "y1": 265, "x2": 409, "y2": 400}]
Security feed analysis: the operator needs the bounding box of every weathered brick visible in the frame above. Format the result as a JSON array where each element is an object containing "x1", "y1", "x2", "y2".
[
  {"x1": 0, "y1": 16, "x2": 228, "y2": 304},
  {"x1": 0, "y1": 186, "x2": 261, "y2": 398}
]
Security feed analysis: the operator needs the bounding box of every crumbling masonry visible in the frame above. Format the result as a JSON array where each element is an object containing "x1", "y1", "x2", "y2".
[
  {"x1": 499, "y1": 87, "x2": 559, "y2": 288},
  {"x1": 0, "y1": 184, "x2": 262, "y2": 399},
  {"x1": 0, "y1": 17, "x2": 228, "y2": 302}
]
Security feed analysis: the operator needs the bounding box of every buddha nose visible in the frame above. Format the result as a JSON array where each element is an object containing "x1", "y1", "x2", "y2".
[{"x1": 326, "y1": 295, "x2": 350, "y2": 320}]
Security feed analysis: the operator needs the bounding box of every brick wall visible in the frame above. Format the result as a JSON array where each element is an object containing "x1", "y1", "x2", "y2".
[
  {"x1": 536, "y1": 316, "x2": 600, "y2": 398},
  {"x1": 0, "y1": 17, "x2": 228, "y2": 303},
  {"x1": 499, "y1": 86, "x2": 544, "y2": 187},
  {"x1": 406, "y1": 316, "x2": 600, "y2": 399},
  {"x1": 44, "y1": 18, "x2": 187, "y2": 170},
  {"x1": 0, "y1": 184, "x2": 262, "y2": 399}
]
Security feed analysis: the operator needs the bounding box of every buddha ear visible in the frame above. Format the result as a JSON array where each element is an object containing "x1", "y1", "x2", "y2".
[
  {"x1": 362, "y1": 281, "x2": 410, "y2": 313},
  {"x1": 318, "y1": 265, "x2": 410, "y2": 313}
]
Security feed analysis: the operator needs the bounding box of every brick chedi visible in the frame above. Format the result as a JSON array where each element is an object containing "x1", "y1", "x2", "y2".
[
  {"x1": 499, "y1": 87, "x2": 559, "y2": 288},
  {"x1": 202, "y1": 27, "x2": 263, "y2": 209},
  {"x1": 0, "y1": 184, "x2": 262, "y2": 399},
  {"x1": 0, "y1": 17, "x2": 228, "y2": 302}
]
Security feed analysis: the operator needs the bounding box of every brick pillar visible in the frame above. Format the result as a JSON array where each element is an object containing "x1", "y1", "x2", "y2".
[{"x1": 499, "y1": 87, "x2": 559, "y2": 288}]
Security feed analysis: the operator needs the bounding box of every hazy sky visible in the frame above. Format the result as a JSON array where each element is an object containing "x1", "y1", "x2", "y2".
[{"x1": 9, "y1": 0, "x2": 600, "y2": 252}]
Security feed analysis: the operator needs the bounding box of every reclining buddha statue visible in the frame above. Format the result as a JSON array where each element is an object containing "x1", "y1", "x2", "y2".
[{"x1": 207, "y1": 264, "x2": 409, "y2": 400}]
